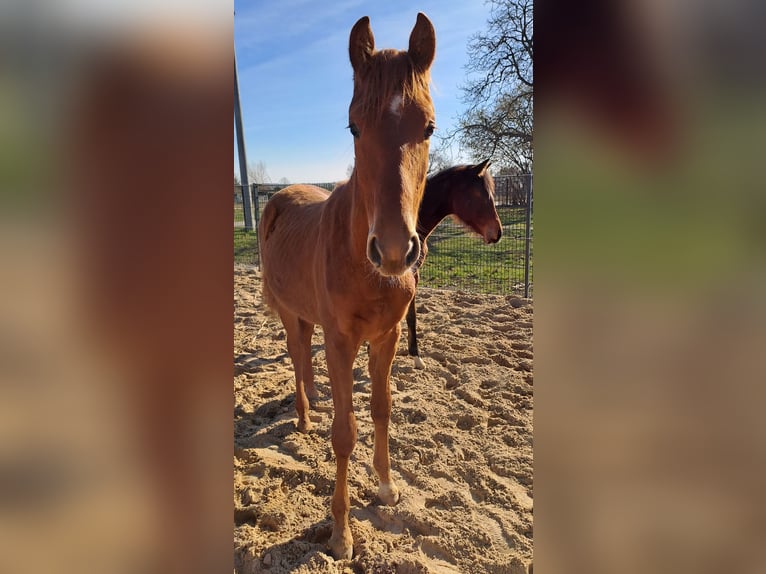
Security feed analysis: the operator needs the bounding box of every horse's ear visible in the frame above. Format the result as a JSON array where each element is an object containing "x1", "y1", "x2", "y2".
[
  {"x1": 349, "y1": 16, "x2": 375, "y2": 73},
  {"x1": 408, "y1": 13, "x2": 435, "y2": 72},
  {"x1": 475, "y1": 159, "x2": 491, "y2": 177}
]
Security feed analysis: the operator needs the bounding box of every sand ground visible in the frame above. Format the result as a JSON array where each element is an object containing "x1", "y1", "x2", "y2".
[{"x1": 234, "y1": 265, "x2": 533, "y2": 573}]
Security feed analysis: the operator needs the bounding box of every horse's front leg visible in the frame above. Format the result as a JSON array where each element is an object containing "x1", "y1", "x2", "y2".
[
  {"x1": 368, "y1": 323, "x2": 402, "y2": 506},
  {"x1": 324, "y1": 330, "x2": 359, "y2": 560}
]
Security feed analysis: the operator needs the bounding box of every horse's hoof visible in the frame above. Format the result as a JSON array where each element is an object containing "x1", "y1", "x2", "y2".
[
  {"x1": 328, "y1": 526, "x2": 353, "y2": 560},
  {"x1": 378, "y1": 481, "x2": 400, "y2": 506},
  {"x1": 413, "y1": 356, "x2": 425, "y2": 369},
  {"x1": 297, "y1": 418, "x2": 312, "y2": 433}
]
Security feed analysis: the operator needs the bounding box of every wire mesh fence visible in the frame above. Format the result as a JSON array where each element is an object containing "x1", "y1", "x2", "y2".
[{"x1": 234, "y1": 174, "x2": 532, "y2": 297}]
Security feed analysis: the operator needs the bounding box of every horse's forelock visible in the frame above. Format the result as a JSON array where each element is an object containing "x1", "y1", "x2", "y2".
[{"x1": 352, "y1": 49, "x2": 431, "y2": 121}]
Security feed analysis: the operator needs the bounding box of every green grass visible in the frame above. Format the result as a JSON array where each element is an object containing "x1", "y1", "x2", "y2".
[
  {"x1": 234, "y1": 228, "x2": 259, "y2": 264},
  {"x1": 233, "y1": 205, "x2": 533, "y2": 296},
  {"x1": 419, "y1": 209, "x2": 533, "y2": 295}
]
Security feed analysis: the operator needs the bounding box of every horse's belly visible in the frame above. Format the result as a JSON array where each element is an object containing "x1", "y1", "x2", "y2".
[
  {"x1": 260, "y1": 190, "x2": 325, "y2": 324},
  {"x1": 268, "y1": 272, "x2": 318, "y2": 320}
]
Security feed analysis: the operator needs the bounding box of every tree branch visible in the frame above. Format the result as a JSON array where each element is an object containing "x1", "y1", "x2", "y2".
[{"x1": 457, "y1": 0, "x2": 534, "y2": 169}]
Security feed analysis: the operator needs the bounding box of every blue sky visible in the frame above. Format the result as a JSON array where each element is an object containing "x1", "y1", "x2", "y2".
[{"x1": 234, "y1": 1, "x2": 489, "y2": 183}]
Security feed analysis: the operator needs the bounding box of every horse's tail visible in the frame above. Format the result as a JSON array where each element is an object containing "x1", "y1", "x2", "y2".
[{"x1": 258, "y1": 199, "x2": 279, "y2": 314}]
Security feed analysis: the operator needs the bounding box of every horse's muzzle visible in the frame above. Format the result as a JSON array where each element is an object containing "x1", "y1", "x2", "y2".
[
  {"x1": 367, "y1": 233, "x2": 420, "y2": 276},
  {"x1": 484, "y1": 224, "x2": 502, "y2": 244}
]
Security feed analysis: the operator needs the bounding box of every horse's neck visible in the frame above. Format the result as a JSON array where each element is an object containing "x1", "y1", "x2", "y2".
[
  {"x1": 327, "y1": 177, "x2": 370, "y2": 258},
  {"x1": 418, "y1": 174, "x2": 455, "y2": 240}
]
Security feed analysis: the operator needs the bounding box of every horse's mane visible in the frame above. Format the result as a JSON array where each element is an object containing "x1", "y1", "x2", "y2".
[
  {"x1": 427, "y1": 164, "x2": 496, "y2": 199},
  {"x1": 481, "y1": 169, "x2": 496, "y2": 198},
  {"x1": 351, "y1": 49, "x2": 432, "y2": 120},
  {"x1": 427, "y1": 165, "x2": 466, "y2": 185}
]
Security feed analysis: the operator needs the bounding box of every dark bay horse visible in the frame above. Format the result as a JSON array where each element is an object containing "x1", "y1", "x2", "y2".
[
  {"x1": 407, "y1": 159, "x2": 502, "y2": 368},
  {"x1": 258, "y1": 14, "x2": 436, "y2": 559}
]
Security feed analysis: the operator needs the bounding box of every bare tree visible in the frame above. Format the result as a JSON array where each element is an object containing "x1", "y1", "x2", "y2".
[
  {"x1": 248, "y1": 161, "x2": 271, "y2": 184},
  {"x1": 439, "y1": 0, "x2": 533, "y2": 171},
  {"x1": 234, "y1": 173, "x2": 241, "y2": 202},
  {"x1": 427, "y1": 149, "x2": 451, "y2": 174}
]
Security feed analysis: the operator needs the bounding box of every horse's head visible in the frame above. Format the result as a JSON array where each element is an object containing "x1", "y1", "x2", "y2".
[
  {"x1": 453, "y1": 160, "x2": 503, "y2": 244},
  {"x1": 348, "y1": 13, "x2": 436, "y2": 277}
]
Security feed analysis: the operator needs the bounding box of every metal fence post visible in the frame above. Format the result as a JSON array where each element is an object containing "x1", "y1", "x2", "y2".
[
  {"x1": 252, "y1": 183, "x2": 262, "y2": 267},
  {"x1": 234, "y1": 49, "x2": 253, "y2": 231},
  {"x1": 523, "y1": 174, "x2": 533, "y2": 298}
]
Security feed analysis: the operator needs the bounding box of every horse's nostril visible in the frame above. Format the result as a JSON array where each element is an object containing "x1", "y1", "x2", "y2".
[
  {"x1": 367, "y1": 235, "x2": 382, "y2": 267},
  {"x1": 405, "y1": 235, "x2": 420, "y2": 267}
]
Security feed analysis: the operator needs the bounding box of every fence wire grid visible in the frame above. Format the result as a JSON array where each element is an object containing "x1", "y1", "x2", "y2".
[{"x1": 234, "y1": 175, "x2": 532, "y2": 297}]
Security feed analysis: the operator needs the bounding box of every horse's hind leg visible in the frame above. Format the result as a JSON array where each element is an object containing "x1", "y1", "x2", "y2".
[
  {"x1": 405, "y1": 298, "x2": 425, "y2": 369},
  {"x1": 300, "y1": 320, "x2": 318, "y2": 399},
  {"x1": 368, "y1": 324, "x2": 402, "y2": 506},
  {"x1": 281, "y1": 312, "x2": 313, "y2": 432}
]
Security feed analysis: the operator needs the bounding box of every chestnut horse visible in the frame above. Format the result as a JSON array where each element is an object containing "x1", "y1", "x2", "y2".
[
  {"x1": 258, "y1": 14, "x2": 436, "y2": 559},
  {"x1": 406, "y1": 159, "x2": 502, "y2": 368}
]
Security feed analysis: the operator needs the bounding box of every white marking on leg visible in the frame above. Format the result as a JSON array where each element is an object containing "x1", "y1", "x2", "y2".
[
  {"x1": 413, "y1": 356, "x2": 425, "y2": 369},
  {"x1": 378, "y1": 481, "x2": 400, "y2": 506}
]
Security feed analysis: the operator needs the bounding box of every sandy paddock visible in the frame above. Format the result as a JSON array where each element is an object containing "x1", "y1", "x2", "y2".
[{"x1": 234, "y1": 265, "x2": 533, "y2": 573}]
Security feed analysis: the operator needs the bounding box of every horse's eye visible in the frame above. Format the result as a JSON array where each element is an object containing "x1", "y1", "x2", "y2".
[
  {"x1": 348, "y1": 123, "x2": 360, "y2": 138},
  {"x1": 424, "y1": 121, "x2": 436, "y2": 139}
]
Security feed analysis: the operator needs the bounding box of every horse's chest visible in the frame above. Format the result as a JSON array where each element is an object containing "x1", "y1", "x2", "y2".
[
  {"x1": 350, "y1": 306, "x2": 403, "y2": 340},
  {"x1": 330, "y1": 287, "x2": 412, "y2": 337},
  {"x1": 353, "y1": 298, "x2": 402, "y2": 324}
]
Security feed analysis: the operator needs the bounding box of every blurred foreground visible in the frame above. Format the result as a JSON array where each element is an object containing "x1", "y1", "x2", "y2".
[
  {"x1": 536, "y1": 1, "x2": 766, "y2": 573},
  {"x1": 1, "y1": 2, "x2": 232, "y2": 573},
  {"x1": 2, "y1": 1, "x2": 766, "y2": 573}
]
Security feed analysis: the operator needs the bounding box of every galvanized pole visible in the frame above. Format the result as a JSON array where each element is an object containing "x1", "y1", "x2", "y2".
[
  {"x1": 523, "y1": 174, "x2": 533, "y2": 298},
  {"x1": 234, "y1": 46, "x2": 254, "y2": 231},
  {"x1": 252, "y1": 182, "x2": 260, "y2": 231}
]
